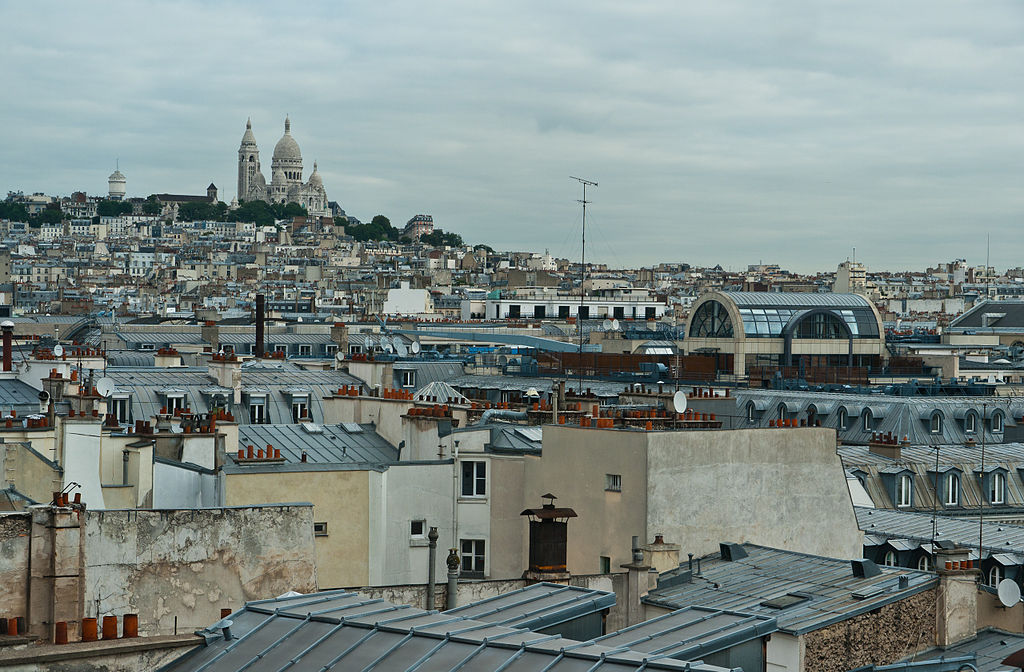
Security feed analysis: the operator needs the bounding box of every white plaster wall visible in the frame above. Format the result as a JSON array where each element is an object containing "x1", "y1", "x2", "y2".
[
  {"x1": 152, "y1": 462, "x2": 217, "y2": 509},
  {"x1": 766, "y1": 632, "x2": 802, "y2": 672},
  {"x1": 381, "y1": 462, "x2": 455, "y2": 586}
]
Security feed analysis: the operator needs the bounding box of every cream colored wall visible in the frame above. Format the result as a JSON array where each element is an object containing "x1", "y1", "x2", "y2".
[
  {"x1": 977, "y1": 587, "x2": 1024, "y2": 632},
  {"x1": 489, "y1": 454, "x2": 528, "y2": 578},
  {"x1": 527, "y1": 425, "x2": 649, "y2": 575},
  {"x1": 2, "y1": 442, "x2": 61, "y2": 505},
  {"x1": 646, "y1": 428, "x2": 863, "y2": 560},
  {"x1": 224, "y1": 470, "x2": 371, "y2": 587}
]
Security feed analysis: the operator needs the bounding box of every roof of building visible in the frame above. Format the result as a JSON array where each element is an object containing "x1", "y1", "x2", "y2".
[
  {"x1": 643, "y1": 544, "x2": 937, "y2": 635},
  {"x1": 234, "y1": 423, "x2": 398, "y2": 465},
  {"x1": 158, "y1": 589, "x2": 727, "y2": 672},
  {"x1": 593, "y1": 605, "x2": 776, "y2": 661},
  {"x1": 737, "y1": 390, "x2": 1022, "y2": 446},
  {"x1": 414, "y1": 381, "x2": 469, "y2": 405},
  {"x1": 856, "y1": 507, "x2": 1024, "y2": 558},
  {"x1": 841, "y1": 443, "x2": 1024, "y2": 512},
  {"x1": 443, "y1": 583, "x2": 616, "y2": 632},
  {"x1": 721, "y1": 291, "x2": 874, "y2": 309},
  {"x1": 912, "y1": 628, "x2": 1024, "y2": 672},
  {"x1": 949, "y1": 300, "x2": 1024, "y2": 332}
]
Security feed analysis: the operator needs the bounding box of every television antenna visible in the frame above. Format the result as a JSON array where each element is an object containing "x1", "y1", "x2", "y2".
[{"x1": 570, "y1": 175, "x2": 597, "y2": 394}]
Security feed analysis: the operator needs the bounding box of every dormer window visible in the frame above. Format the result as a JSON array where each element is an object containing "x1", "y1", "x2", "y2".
[
  {"x1": 992, "y1": 411, "x2": 1004, "y2": 433},
  {"x1": 747, "y1": 402, "x2": 756, "y2": 424},
  {"x1": 965, "y1": 412, "x2": 977, "y2": 434},
  {"x1": 862, "y1": 409, "x2": 872, "y2": 432},
  {"x1": 111, "y1": 395, "x2": 131, "y2": 424},
  {"x1": 990, "y1": 471, "x2": 1006, "y2": 505},
  {"x1": 778, "y1": 404, "x2": 787, "y2": 422},
  {"x1": 838, "y1": 408, "x2": 848, "y2": 430},
  {"x1": 944, "y1": 473, "x2": 960, "y2": 506},
  {"x1": 291, "y1": 395, "x2": 309, "y2": 423},
  {"x1": 897, "y1": 474, "x2": 913, "y2": 508},
  {"x1": 930, "y1": 412, "x2": 942, "y2": 434},
  {"x1": 166, "y1": 394, "x2": 185, "y2": 415},
  {"x1": 884, "y1": 551, "x2": 897, "y2": 567},
  {"x1": 249, "y1": 395, "x2": 267, "y2": 424}
]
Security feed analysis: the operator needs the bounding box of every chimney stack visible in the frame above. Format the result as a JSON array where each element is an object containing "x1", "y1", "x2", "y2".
[
  {"x1": 255, "y1": 294, "x2": 265, "y2": 358},
  {"x1": 1, "y1": 321, "x2": 13, "y2": 372}
]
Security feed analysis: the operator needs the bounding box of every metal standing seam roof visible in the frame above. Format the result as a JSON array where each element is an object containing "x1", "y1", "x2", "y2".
[
  {"x1": 157, "y1": 589, "x2": 730, "y2": 672},
  {"x1": 856, "y1": 507, "x2": 1024, "y2": 557},
  {"x1": 0, "y1": 378, "x2": 49, "y2": 415},
  {"x1": 643, "y1": 545, "x2": 937, "y2": 636},
  {"x1": 443, "y1": 583, "x2": 616, "y2": 631},
  {"x1": 912, "y1": 627, "x2": 1024, "y2": 672},
  {"x1": 235, "y1": 423, "x2": 398, "y2": 465},
  {"x1": 592, "y1": 605, "x2": 777, "y2": 661}
]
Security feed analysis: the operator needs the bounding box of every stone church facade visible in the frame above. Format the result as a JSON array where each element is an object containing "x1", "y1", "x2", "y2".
[{"x1": 236, "y1": 117, "x2": 329, "y2": 217}]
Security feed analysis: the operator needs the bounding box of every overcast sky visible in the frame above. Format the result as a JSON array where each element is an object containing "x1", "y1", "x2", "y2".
[{"x1": 2, "y1": 1, "x2": 1023, "y2": 272}]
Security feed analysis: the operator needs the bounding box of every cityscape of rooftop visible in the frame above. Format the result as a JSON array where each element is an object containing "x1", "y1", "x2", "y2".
[{"x1": 4, "y1": 2, "x2": 1024, "y2": 672}]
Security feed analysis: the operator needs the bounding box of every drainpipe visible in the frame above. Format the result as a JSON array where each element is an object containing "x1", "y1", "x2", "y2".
[
  {"x1": 122, "y1": 450, "x2": 130, "y2": 485},
  {"x1": 426, "y1": 527, "x2": 438, "y2": 610},
  {"x1": 445, "y1": 547, "x2": 460, "y2": 610}
]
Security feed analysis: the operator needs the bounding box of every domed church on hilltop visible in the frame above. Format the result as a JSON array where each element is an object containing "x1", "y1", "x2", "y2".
[{"x1": 236, "y1": 116, "x2": 329, "y2": 217}]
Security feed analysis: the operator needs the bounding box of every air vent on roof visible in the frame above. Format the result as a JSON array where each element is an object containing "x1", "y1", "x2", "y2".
[
  {"x1": 720, "y1": 542, "x2": 748, "y2": 561},
  {"x1": 760, "y1": 593, "x2": 810, "y2": 609},
  {"x1": 851, "y1": 558, "x2": 882, "y2": 578},
  {"x1": 851, "y1": 587, "x2": 885, "y2": 600},
  {"x1": 301, "y1": 423, "x2": 323, "y2": 434}
]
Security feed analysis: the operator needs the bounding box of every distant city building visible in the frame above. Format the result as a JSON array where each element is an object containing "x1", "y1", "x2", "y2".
[
  {"x1": 403, "y1": 214, "x2": 434, "y2": 240},
  {"x1": 236, "y1": 117, "x2": 330, "y2": 217},
  {"x1": 108, "y1": 168, "x2": 126, "y2": 200}
]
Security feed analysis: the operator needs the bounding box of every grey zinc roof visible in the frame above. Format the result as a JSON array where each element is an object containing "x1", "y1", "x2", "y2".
[
  {"x1": 913, "y1": 627, "x2": 1024, "y2": 671},
  {"x1": 839, "y1": 443, "x2": 1024, "y2": 512},
  {"x1": 857, "y1": 507, "x2": 1024, "y2": 557},
  {"x1": 236, "y1": 423, "x2": 398, "y2": 465},
  {"x1": 0, "y1": 379, "x2": 49, "y2": 416},
  {"x1": 593, "y1": 605, "x2": 776, "y2": 661},
  {"x1": 158, "y1": 589, "x2": 728, "y2": 672},
  {"x1": 643, "y1": 545, "x2": 937, "y2": 635},
  {"x1": 443, "y1": 583, "x2": 616, "y2": 632},
  {"x1": 949, "y1": 300, "x2": 1024, "y2": 331}
]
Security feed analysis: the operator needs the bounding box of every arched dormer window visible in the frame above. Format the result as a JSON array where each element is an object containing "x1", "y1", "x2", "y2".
[
  {"x1": 747, "y1": 402, "x2": 757, "y2": 424},
  {"x1": 838, "y1": 407, "x2": 848, "y2": 431},
  {"x1": 930, "y1": 412, "x2": 942, "y2": 434},
  {"x1": 884, "y1": 551, "x2": 897, "y2": 567},
  {"x1": 862, "y1": 409, "x2": 873, "y2": 432},
  {"x1": 689, "y1": 300, "x2": 734, "y2": 338},
  {"x1": 965, "y1": 411, "x2": 978, "y2": 434},
  {"x1": 992, "y1": 410, "x2": 1005, "y2": 434}
]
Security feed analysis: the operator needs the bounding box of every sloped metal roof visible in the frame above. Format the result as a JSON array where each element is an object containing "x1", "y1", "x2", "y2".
[
  {"x1": 157, "y1": 589, "x2": 727, "y2": 672},
  {"x1": 443, "y1": 583, "x2": 615, "y2": 631},
  {"x1": 643, "y1": 544, "x2": 936, "y2": 635},
  {"x1": 856, "y1": 507, "x2": 1024, "y2": 558},
  {"x1": 414, "y1": 381, "x2": 469, "y2": 405},
  {"x1": 235, "y1": 423, "x2": 398, "y2": 465},
  {"x1": 723, "y1": 292, "x2": 873, "y2": 308}
]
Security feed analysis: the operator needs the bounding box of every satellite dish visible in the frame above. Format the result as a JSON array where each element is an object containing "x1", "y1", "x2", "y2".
[
  {"x1": 380, "y1": 335, "x2": 392, "y2": 348},
  {"x1": 95, "y1": 377, "x2": 115, "y2": 398},
  {"x1": 335, "y1": 351, "x2": 345, "y2": 362},
  {"x1": 526, "y1": 387, "x2": 539, "y2": 398},
  {"x1": 395, "y1": 341, "x2": 409, "y2": 357},
  {"x1": 998, "y1": 579, "x2": 1022, "y2": 608},
  {"x1": 602, "y1": 319, "x2": 613, "y2": 331},
  {"x1": 383, "y1": 343, "x2": 394, "y2": 354},
  {"x1": 411, "y1": 341, "x2": 421, "y2": 354},
  {"x1": 53, "y1": 344, "x2": 64, "y2": 357},
  {"x1": 363, "y1": 336, "x2": 373, "y2": 351},
  {"x1": 611, "y1": 319, "x2": 620, "y2": 331},
  {"x1": 498, "y1": 355, "x2": 508, "y2": 366},
  {"x1": 672, "y1": 391, "x2": 687, "y2": 414}
]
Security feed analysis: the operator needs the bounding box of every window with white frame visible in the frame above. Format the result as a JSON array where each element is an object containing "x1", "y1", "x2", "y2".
[
  {"x1": 400, "y1": 370, "x2": 416, "y2": 388},
  {"x1": 313, "y1": 522, "x2": 328, "y2": 537},
  {"x1": 460, "y1": 539, "x2": 485, "y2": 576},
  {"x1": 944, "y1": 473, "x2": 960, "y2": 506},
  {"x1": 747, "y1": 403, "x2": 756, "y2": 424},
  {"x1": 292, "y1": 396, "x2": 309, "y2": 423},
  {"x1": 930, "y1": 412, "x2": 942, "y2": 434},
  {"x1": 298, "y1": 344, "x2": 312, "y2": 356},
  {"x1": 111, "y1": 396, "x2": 131, "y2": 424},
  {"x1": 249, "y1": 396, "x2": 267, "y2": 424},
  {"x1": 274, "y1": 344, "x2": 286, "y2": 354},
  {"x1": 989, "y1": 565, "x2": 1003, "y2": 588},
  {"x1": 897, "y1": 474, "x2": 913, "y2": 508},
  {"x1": 965, "y1": 412, "x2": 977, "y2": 434},
  {"x1": 606, "y1": 474, "x2": 622, "y2": 492},
  {"x1": 778, "y1": 404, "x2": 786, "y2": 422},
  {"x1": 884, "y1": 551, "x2": 897, "y2": 567},
  {"x1": 862, "y1": 410, "x2": 872, "y2": 432},
  {"x1": 838, "y1": 408, "x2": 848, "y2": 430},
  {"x1": 410, "y1": 520, "x2": 425, "y2": 537},
  {"x1": 461, "y1": 461, "x2": 486, "y2": 497},
  {"x1": 349, "y1": 344, "x2": 362, "y2": 354},
  {"x1": 918, "y1": 555, "x2": 932, "y2": 571},
  {"x1": 993, "y1": 412, "x2": 1004, "y2": 433},
  {"x1": 166, "y1": 394, "x2": 185, "y2": 415},
  {"x1": 990, "y1": 471, "x2": 1006, "y2": 505},
  {"x1": 326, "y1": 344, "x2": 338, "y2": 356}
]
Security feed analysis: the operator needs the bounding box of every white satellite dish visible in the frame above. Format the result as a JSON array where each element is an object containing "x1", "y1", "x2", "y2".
[
  {"x1": 395, "y1": 341, "x2": 409, "y2": 357},
  {"x1": 672, "y1": 390, "x2": 687, "y2": 414},
  {"x1": 363, "y1": 336, "x2": 373, "y2": 351},
  {"x1": 335, "y1": 351, "x2": 345, "y2": 362},
  {"x1": 526, "y1": 387, "x2": 539, "y2": 398},
  {"x1": 383, "y1": 343, "x2": 394, "y2": 354},
  {"x1": 380, "y1": 335, "x2": 392, "y2": 348},
  {"x1": 53, "y1": 344, "x2": 64, "y2": 357},
  {"x1": 998, "y1": 578, "x2": 1022, "y2": 608},
  {"x1": 602, "y1": 319, "x2": 613, "y2": 331},
  {"x1": 95, "y1": 377, "x2": 115, "y2": 398},
  {"x1": 411, "y1": 341, "x2": 421, "y2": 354},
  {"x1": 611, "y1": 319, "x2": 620, "y2": 331}
]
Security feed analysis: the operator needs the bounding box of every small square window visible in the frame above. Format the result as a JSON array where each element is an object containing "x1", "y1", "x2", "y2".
[
  {"x1": 313, "y1": 522, "x2": 328, "y2": 537},
  {"x1": 606, "y1": 474, "x2": 622, "y2": 492},
  {"x1": 600, "y1": 556, "x2": 611, "y2": 574},
  {"x1": 410, "y1": 520, "x2": 425, "y2": 537}
]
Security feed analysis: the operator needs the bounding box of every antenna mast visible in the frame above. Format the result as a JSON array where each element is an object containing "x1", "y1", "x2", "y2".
[{"x1": 570, "y1": 175, "x2": 597, "y2": 394}]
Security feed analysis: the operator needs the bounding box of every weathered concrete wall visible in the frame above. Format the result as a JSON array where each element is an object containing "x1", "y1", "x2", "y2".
[
  {"x1": 977, "y1": 586, "x2": 1024, "y2": 633},
  {"x1": 83, "y1": 505, "x2": 317, "y2": 636},
  {"x1": 936, "y1": 572, "x2": 978, "y2": 647},
  {"x1": 802, "y1": 587, "x2": 937, "y2": 672},
  {"x1": 530, "y1": 426, "x2": 649, "y2": 576},
  {"x1": 0, "y1": 513, "x2": 30, "y2": 620},
  {"x1": 224, "y1": 470, "x2": 368, "y2": 588},
  {"x1": 489, "y1": 453, "x2": 528, "y2": 579},
  {"x1": 647, "y1": 428, "x2": 863, "y2": 560},
  {"x1": 1, "y1": 441, "x2": 60, "y2": 508},
  {"x1": 0, "y1": 635, "x2": 198, "y2": 672}
]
